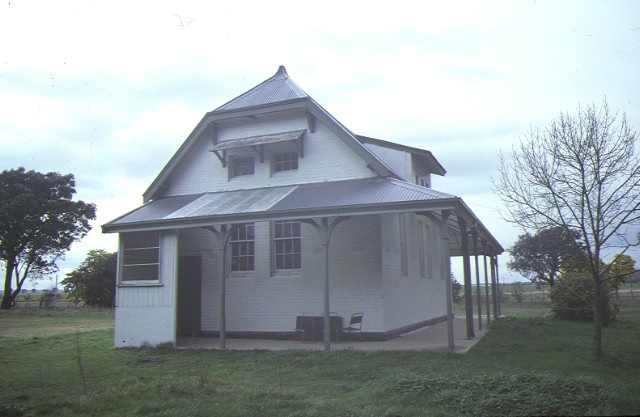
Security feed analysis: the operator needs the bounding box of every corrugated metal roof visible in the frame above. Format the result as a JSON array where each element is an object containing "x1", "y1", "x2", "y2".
[
  {"x1": 109, "y1": 194, "x2": 201, "y2": 225},
  {"x1": 165, "y1": 186, "x2": 298, "y2": 219},
  {"x1": 103, "y1": 177, "x2": 503, "y2": 254},
  {"x1": 270, "y1": 178, "x2": 453, "y2": 212},
  {"x1": 106, "y1": 178, "x2": 455, "y2": 228},
  {"x1": 215, "y1": 66, "x2": 308, "y2": 111},
  {"x1": 211, "y1": 130, "x2": 305, "y2": 151}
]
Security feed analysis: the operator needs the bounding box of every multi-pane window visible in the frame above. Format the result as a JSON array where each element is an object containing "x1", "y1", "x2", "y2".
[
  {"x1": 399, "y1": 213, "x2": 408, "y2": 275},
  {"x1": 273, "y1": 151, "x2": 298, "y2": 172},
  {"x1": 230, "y1": 223, "x2": 255, "y2": 272},
  {"x1": 418, "y1": 220, "x2": 426, "y2": 278},
  {"x1": 274, "y1": 220, "x2": 301, "y2": 270},
  {"x1": 121, "y1": 232, "x2": 159, "y2": 281},
  {"x1": 231, "y1": 156, "x2": 255, "y2": 177},
  {"x1": 418, "y1": 220, "x2": 432, "y2": 278},
  {"x1": 424, "y1": 223, "x2": 432, "y2": 278}
]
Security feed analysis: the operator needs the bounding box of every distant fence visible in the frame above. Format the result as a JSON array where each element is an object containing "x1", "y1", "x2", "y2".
[
  {"x1": 463, "y1": 282, "x2": 639, "y2": 303},
  {"x1": 6, "y1": 292, "x2": 84, "y2": 310}
]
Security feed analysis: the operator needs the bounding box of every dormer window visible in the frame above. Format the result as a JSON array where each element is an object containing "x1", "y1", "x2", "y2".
[
  {"x1": 230, "y1": 156, "x2": 255, "y2": 178},
  {"x1": 273, "y1": 151, "x2": 299, "y2": 173}
]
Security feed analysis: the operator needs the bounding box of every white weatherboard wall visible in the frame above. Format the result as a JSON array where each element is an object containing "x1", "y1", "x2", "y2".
[
  {"x1": 362, "y1": 143, "x2": 411, "y2": 181},
  {"x1": 188, "y1": 216, "x2": 385, "y2": 334},
  {"x1": 166, "y1": 112, "x2": 375, "y2": 196},
  {"x1": 114, "y1": 231, "x2": 178, "y2": 347},
  {"x1": 380, "y1": 213, "x2": 446, "y2": 332}
]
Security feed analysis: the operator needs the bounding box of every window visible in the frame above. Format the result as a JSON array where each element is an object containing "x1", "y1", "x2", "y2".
[
  {"x1": 425, "y1": 223, "x2": 432, "y2": 278},
  {"x1": 121, "y1": 232, "x2": 159, "y2": 281},
  {"x1": 399, "y1": 214, "x2": 408, "y2": 275},
  {"x1": 230, "y1": 223, "x2": 255, "y2": 272},
  {"x1": 273, "y1": 151, "x2": 298, "y2": 172},
  {"x1": 274, "y1": 220, "x2": 301, "y2": 270},
  {"x1": 418, "y1": 221, "x2": 432, "y2": 278},
  {"x1": 418, "y1": 220, "x2": 426, "y2": 278},
  {"x1": 231, "y1": 156, "x2": 255, "y2": 177}
]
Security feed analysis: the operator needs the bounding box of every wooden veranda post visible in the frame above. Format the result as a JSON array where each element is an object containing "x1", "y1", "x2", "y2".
[
  {"x1": 439, "y1": 210, "x2": 455, "y2": 351},
  {"x1": 458, "y1": 216, "x2": 475, "y2": 339},
  {"x1": 495, "y1": 256, "x2": 502, "y2": 317},
  {"x1": 491, "y1": 255, "x2": 499, "y2": 320},
  {"x1": 203, "y1": 225, "x2": 233, "y2": 350},
  {"x1": 482, "y1": 239, "x2": 491, "y2": 324},
  {"x1": 472, "y1": 227, "x2": 482, "y2": 330},
  {"x1": 302, "y1": 216, "x2": 349, "y2": 351}
]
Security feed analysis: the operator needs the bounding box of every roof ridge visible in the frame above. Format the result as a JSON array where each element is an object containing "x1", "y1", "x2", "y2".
[{"x1": 214, "y1": 65, "x2": 309, "y2": 112}]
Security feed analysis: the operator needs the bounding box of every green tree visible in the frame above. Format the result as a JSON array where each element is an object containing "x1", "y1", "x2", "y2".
[
  {"x1": 608, "y1": 254, "x2": 636, "y2": 287},
  {"x1": 62, "y1": 250, "x2": 116, "y2": 308},
  {"x1": 508, "y1": 226, "x2": 584, "y2": 287},
  {"x1": 0, "y1": 167, "x2": 96, "y2": 309},
  {"x1": 493, "y1": 100, "x2": 640, "y2": 358}
]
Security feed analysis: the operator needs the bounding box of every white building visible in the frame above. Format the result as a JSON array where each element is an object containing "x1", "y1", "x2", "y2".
[{"x1": 103, "y1": 67, "x2": 503, "y2": 350}]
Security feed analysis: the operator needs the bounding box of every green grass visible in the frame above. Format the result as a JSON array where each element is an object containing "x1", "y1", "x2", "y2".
[{"x1": 1, "y1": 305, "x2": 639, "y2": 416}]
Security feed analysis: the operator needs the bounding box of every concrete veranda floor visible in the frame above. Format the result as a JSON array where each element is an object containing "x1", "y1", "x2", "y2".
[{"x1": 177, "y1": 316, "x2": 489, "y2": 354}]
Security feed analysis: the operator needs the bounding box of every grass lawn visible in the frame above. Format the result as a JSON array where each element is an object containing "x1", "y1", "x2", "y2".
[{"x1": 1, "y1": 303, "x2": 639, "y2": 417}]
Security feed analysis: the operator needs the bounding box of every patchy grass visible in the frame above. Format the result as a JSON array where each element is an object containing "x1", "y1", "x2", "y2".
[
  {"x1": 1, "y1": 303, "x2": 639, "y2": 416},
  {"x1": 0, "y1": 308, "x2": 113, "y2": 339}
]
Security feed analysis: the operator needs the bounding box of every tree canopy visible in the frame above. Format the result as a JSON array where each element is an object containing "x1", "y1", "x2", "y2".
[
  {"x1": 0, "y1": 167, "x2": 96, "y2": 309},
  {"x1": 62, "y1": 250, "x2": 116, "y2": 308},
  {"x1": 508, "y1": 226, "x2": 584, "y2": 287},
  {"x1": 607, "y1": 254, "x2": 636, "y2": 287},
  {"x1": 493, "y1": 100, "x2": 640, "y2": 359}
]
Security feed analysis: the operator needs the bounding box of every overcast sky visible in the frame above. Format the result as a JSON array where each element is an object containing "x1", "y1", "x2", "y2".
[{"x1": 1, "y1": 0, "x2": 639, "y2": 288}]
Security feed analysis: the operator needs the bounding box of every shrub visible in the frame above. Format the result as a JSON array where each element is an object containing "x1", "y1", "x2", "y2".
[
  {"x1": 550, "y1": 273, "x2": 617, "y2": 324},
  {"x1": 451, "y1": 277, "x2": 462, "y2": 302}
]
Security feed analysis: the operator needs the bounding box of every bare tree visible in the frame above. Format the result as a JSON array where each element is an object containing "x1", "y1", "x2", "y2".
[{"x1": 493, "y1": 100, "x2": 640, "y2": 359}]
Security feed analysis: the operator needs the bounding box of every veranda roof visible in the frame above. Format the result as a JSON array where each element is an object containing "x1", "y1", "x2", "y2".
[{"x1": 102, "y1": 177, "x2": 503, "y2": 256}]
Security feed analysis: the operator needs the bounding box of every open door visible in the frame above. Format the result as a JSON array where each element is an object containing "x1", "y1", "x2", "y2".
[{"x1": 177, "y1": 255, "x2": 202, "y2": 336}]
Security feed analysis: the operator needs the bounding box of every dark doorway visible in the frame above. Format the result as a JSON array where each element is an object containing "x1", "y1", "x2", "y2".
[{"x1": 177, "y1": 255, "x2": 202, "y2": 336}]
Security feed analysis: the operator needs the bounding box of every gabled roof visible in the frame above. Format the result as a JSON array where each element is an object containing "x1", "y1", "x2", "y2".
[
  {"x1": 142, "y1": 67, "x2": 403, "y2": 202},
  {"x1": 215, "y1": 66, "x2": 308, "y2": 111}
]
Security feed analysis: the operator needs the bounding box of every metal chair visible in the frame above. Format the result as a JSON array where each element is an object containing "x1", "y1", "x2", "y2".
[{"x1": 343, "y1": 313, "x2": 364, "y2": 335}]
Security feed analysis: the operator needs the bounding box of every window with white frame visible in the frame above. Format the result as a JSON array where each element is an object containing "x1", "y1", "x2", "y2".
[
  {"x1": 273, "y1": 151, "x2": 298, "y2": 173},
  {"x1": 274, "y1": 220, "x2": 301, "y2": 270},
  {"x1": 230, "y1": 156, "x2": 255, "y2": 178},
  {"x1": 399, "y1": 213, "x2": 408, "y2": 275},
  {"x1": 121, "y1": 231, "x2": 160, "y2": 281},
  {"x1": 230, "y1": 223, "x2": 255, "y2": 272},
  {"x1": 418, "y1": 220, "x2": 426, "y2": 278},
  {"x1": 425, "y1": 223, "x2": 433, "y2": 278}
]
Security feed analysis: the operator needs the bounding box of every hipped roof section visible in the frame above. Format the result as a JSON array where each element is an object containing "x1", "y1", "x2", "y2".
[{"x1": 142, "y1": 66, "x2": 444, "y2": 202}]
